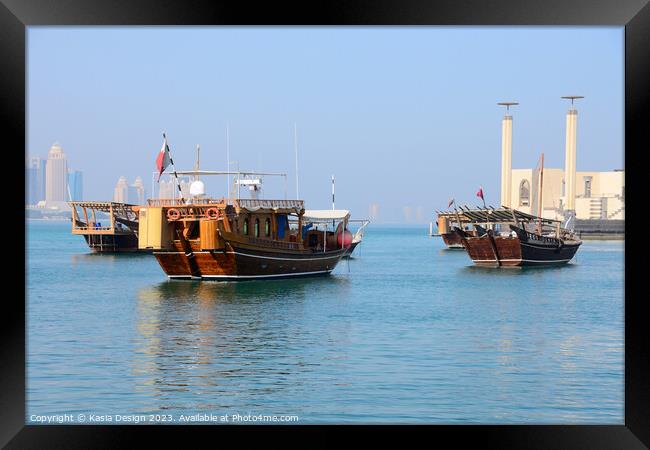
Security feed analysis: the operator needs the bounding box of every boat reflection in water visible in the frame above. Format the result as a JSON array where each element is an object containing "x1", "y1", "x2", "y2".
[{"x1": 132, "y1": 276, "x2": 351, "y2": 410}]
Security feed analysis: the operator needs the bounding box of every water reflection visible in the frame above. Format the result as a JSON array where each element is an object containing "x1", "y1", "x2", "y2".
[
  {"x1": 461, "y1": 263, "x2": 578, "y2": 275},
  {"x1": 132, "y1": 276, "x2": 351, "y2": 412},
  {"x1": 70, "y1": 251, "x2": 152, "y2": 265}
]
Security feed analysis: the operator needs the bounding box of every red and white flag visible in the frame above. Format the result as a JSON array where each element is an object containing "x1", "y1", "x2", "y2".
[
  {"x1": 156, "y1": 136, "x2": 171, "y2": 181},
  {"x1": 476, "y1": 186, "x2": 484, "y2": 200}
]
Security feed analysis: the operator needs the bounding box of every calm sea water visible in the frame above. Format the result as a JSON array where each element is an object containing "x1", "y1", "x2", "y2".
[{"x1": 26, "y1": 221, "x2": 624, "y2": 424}]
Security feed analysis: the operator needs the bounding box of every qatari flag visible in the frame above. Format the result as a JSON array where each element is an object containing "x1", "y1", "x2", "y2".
[{"x1": 156, "y1": 136, "x2": 171, "y2": 181}]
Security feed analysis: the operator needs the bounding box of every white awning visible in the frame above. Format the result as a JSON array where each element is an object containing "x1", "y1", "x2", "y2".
[{"x1": 303, "y1": 209, "x2": 350, "y2": 221}]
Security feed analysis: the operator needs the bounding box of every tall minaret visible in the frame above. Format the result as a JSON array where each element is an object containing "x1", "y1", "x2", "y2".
[
  {"x1": 561, "y1": 96, "x2": 583, "y2": 223},
  {"x1": 498, "y1": 102, "x2": 518, "y2": 208}
]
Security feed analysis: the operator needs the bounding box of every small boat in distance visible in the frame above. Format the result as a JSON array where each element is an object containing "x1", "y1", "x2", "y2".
[
  {"x1": 433, "y1": 210, "x2": 478, "y2": 249},
  {"x1": 70, "y1": 201, "x2": 151, "y2": 253},
  {"x1": 452, "y1": 206, "x2": 582, "y2": 267}
]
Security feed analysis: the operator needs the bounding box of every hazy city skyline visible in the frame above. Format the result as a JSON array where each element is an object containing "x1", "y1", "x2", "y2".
[
  {"x1": 27, "y1": 27, "x2": 623, "y2": 223},
  {"x1": 26, "y1": 143, "x2": 84, "y2": 207}
]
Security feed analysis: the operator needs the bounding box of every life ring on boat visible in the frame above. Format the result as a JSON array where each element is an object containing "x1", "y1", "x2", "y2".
[
  {"x1": 205, "y1": 207, "x2": 221, "y2": 220},
  {"x1": 167, "y1": 208, "x2": 181, "y2": 221}
]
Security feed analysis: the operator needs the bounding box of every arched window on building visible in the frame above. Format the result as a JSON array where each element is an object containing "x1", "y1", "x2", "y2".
[
  {"x1": 519, "y1": 180, "x2": 530, "y2": 206},
  {"x1": 243, "y1": 218, "x2": 249, "y2": 235},
  {"x1": 265, "y1": 218, "x2": 271, "y2": 237},
  {"x1": 254, "y1": 218, "x2": 260, "y2": 237}
]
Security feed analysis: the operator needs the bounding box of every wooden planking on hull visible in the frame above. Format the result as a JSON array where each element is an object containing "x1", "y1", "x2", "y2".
[
  {"x1": 343, "y1": 241, "x2": 359, "y2": 257},
  {"x1": 154, "y1": 246, "x2": 345, "y2": 279},
  {"x1": 461, "y1": 235, "x2": 580, "y2": 267},
  {"x1": 441, "y1": 232, "x2": 464, "y2": 248}
]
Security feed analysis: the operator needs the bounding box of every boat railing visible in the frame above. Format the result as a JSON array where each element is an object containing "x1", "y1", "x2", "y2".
[
  {"x1": 147, "y1": 198, "x2": 226, "y2": 207},
  {"x1": 73, "y1": 225, "x2": 114, "y2": 232},
  {"x1": 236, "y1": 199, "x2": 304, "y2": 210}
]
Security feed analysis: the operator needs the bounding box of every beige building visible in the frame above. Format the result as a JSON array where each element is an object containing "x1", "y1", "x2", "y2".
[
  {"x1": 45, "y1": 143, "x2": 68, "y2": 205},
  {"x1": 510, "y1": 168, "x2": 624, "y2": 220}
]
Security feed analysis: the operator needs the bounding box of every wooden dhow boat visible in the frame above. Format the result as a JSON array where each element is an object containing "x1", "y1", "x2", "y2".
[
  {"x1": 70, "y1": 201, "x2": 150, "y2": 253},
  {"x1": 452, "y1": 206, "x2": 582, "y2": 267},
  {"x1": 139, "y1": 196, "x2": 353, "y2": 280},
  {"x1": 433, "y1": 209, "x2": 478, "y2": 249}
]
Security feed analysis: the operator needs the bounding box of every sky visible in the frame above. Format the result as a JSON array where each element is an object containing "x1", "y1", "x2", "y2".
[{"x1": 27, "y1": 27, "x2": 623, "y2": 223}]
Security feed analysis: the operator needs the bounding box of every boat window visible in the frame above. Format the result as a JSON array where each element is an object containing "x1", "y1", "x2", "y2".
[
  {"x1": 265, "y1": 218, "x2": 271, "y2": 237},
  {"x1": 254, "y1": 218, "x2": 260, "y2": 237},
  {"x1": 243, "y1": 218, "x2": 249, "y2": 235},
  {"x1": 519, "y1": 180, "x2": 530, "y2": 206}
]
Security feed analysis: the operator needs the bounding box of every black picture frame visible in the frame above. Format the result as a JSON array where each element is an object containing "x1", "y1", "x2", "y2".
[{"x1": 4, "y1": 0, "x2": 648, "y2": 447}]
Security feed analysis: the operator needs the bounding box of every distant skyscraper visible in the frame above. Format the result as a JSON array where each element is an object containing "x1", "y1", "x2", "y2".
[
  {"x1": 128, "y1": 176, "x2": 145, "y2": 205},
  {"x1": 403, "y1": 206, "x2": 413, "y2": 222},
  {"x1": 113, "y1": 176, "x2": 128, "y2": 203},
  {"x1": 368, "y1": 203, "x2": 379, "y2": 221},
  {"x1": 68, "y1": 170, "x2": 83, "y2": 201},
  {"x1": 158, "y1": 179, "x2": 174, "y2": 199},
  {"x1": 415, "y1": 206, "x2": 423, "y2": 222},
  {"x1": 45, "y1": 143, "x2": 68, "y2": 204},
  {"x1": 26, "y1": 156, "x2": 46, "y2": 205},
  {"x1": 156, "y1": 177, "x2": 191, "y2": 200},
  {"x1": 179, "y1": 178, "x2": 191, "y2": 199}
]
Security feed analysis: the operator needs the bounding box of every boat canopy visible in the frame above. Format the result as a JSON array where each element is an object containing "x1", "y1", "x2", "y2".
[
  {"x1": 236, "y1": 199, "x2": 304, "y2": 214},
  {"x1": 303, "y1": 209, "x2": 351, "y2": 222},
  {"x1": 436, "y1": 206, "x2": 559, "y2": 225}
]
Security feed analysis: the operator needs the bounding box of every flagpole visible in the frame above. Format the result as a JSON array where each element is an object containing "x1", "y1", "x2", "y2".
[
  {"x1": 226, "y1": 123, "x2": 230, "y2": 200},
  {"x1": 294, "y1": 123, "x2": 299, "y2": 200},
  {"x1": 163, "y1": 132, "x2": 185, "y2": 204},
  {"x1": 452, "y1": 200, "x2": 462, "y2": 230}
]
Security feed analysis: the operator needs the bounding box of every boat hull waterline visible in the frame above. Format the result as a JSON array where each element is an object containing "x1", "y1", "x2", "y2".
[
  {"x1": 455, "y1": 229, "x2": 581, "y2": 267},
  {"x1": 154, "y1": 245, "x2": 347, "y2": 280}
]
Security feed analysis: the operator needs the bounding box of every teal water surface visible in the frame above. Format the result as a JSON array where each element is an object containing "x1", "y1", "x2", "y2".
[{"x1": 26, "y1": 221, "x2": 624, "y2": 424}]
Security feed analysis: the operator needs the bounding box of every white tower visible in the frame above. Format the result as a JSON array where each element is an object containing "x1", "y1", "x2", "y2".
[
  {"x1": 498, "y1": 102, "x2": 518, "y2": 208},
  {"x1": 562, "y1": 96, "x2": 583, "y2": 225}
]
